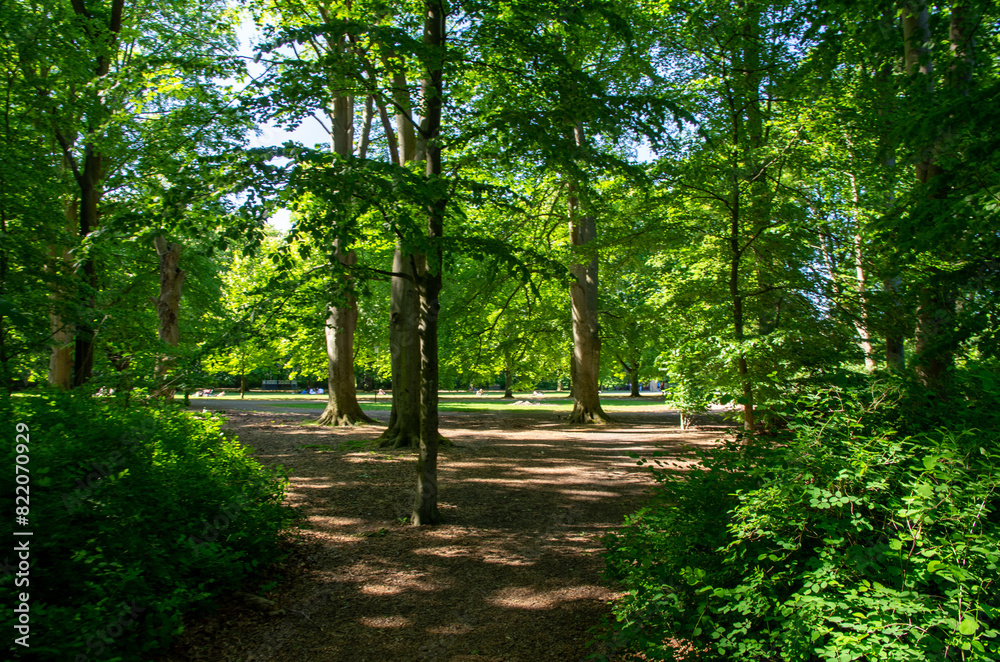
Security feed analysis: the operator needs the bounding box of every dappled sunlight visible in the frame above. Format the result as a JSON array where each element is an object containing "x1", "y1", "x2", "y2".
[
  {"x1": 486, "y1": 584, "x2": 610, "y2": 610},
  {"x1": 308, "y1": 515, "x2": 364, "y2": 527},
  {"x1": 161, "y1": 405, "x2": 728, "y2": 662},
  {"x1": 558, "y1": 488, "x2": 621, "y2": 500},
  {"x1": 411, "y1": 545, "x2": 479, "y2": 559},
  {"x1": 358, "y1": 574, "x2": 443, "y2": 596},
  {"x1": 426, "y1": 622, "x2": 475, "y2": 636},
  {"x1": 287, "y1": 477, "x2": 339, "y2": 488},
  {"x1": 357, "y1": 615, "x2": 412, "y2": 628}
]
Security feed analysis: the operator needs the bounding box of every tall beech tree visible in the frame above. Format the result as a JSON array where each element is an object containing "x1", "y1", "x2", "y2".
[
  {"x1": 17, "y1": 0, "x2": 129, "y2": 387},
  {"x1": 254, "y1": 0, "x2": 429, "y2": 429},
  {"x1": 152, "y1": 236, "x2": 185, "y2": 397},
  {"x1": 259, "y1": 0, "x2": 449, "y2": 522},
  {"x1": 409, "y1": 0, "x2": 447, "y2": 525},
  {"x1": 566, "y1": 123, "x2": 608, "y2": 422},
  {"x1": 810, "y1": 0, "x2": 1000, "y2": 391},
  {"x1": 6, "y1": 0, "x2": 246, "y2": 389},
  {"x1": 380, "y1": 64, "x2": 424, "y2": 449},
  {"x1": 315, "y1": 87, "x2": 376, "y2": 426},
  {"x1": 457, "y1": 0, "x2": 673, "y2": 422}
]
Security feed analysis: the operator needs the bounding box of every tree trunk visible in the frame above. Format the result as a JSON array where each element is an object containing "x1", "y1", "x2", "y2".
[
  {"x1": 914, "y1": 277, "x2": 954, "y2": 392},
  {"x1": 412, "y1": 0, "x2": 445, "y2": 526},
  {"x1": 503, "y1": 350, "x2": 514, "y2": 398},
  {"x1": 730, "y1": 192, "x2": 754, "y2": 431},
  {"x1": 62, "y1": 0, "x2": 121, "y2": 389},
  {"x1": 903, "y1": 1, "x2": 958, "y2": 394},
  {"x1": 848, "y1": 173, "x2": 876, "y2": 372},
  {"x1": 566, "y1": 354, "x2": 576, "y2": 397},
  {"x1": 884, "y1": 276, "x2": 907, "y2": 370},
  {"x1": 152, "y1": 236, "x2": 184, "y2": 398},
  {"x1": 0, "y1": 210, "x2": 8, "y2": 388},
  {"x1": 72, "y1": 165, "x2": 100, "y2": 388},
  {"x1": 566, "y1": 124, "x2": 609, "y2": 424},
  {"x1": 317, "y1": 76, "x2": 373, "y2": 425},
  {"x1": 317, "y1": 246, "x2": 375, "y2": 426},
  {"x1": 377, "y1": 246, "x2": 423, "y2": 447},
  {"x1": 874, "y1": 28, "x2": 906, "y2": 374},
  {"x1": 618, "y1": 355, "x2": 641, "y2": 397},
  {"x1": 47, "y1": 245, "x2": 74, "y2": 390},
  {"x1": 47, "y1": 157, "x2": 78, "y2": 390},
  {"x1": 379, "y1": 67, "x2": 423, "y2": 448}
]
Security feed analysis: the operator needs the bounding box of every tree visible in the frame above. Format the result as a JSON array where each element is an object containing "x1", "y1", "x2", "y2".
[
  {"x1": 5, "y1": 0, "x2": 249, "y2": 391},
  {"x1": 152, "y1": 236, "x2": 185, "y2": 397},
  {"x1": 257, "y1": 0, "x2": 451, "y2": 522},
  {"x1": 201, "y1": 242, "x2": 286, "y2": 397},
  {"x1": 645, "y1": 0, "x2": 822, "y2": 429},
  {"x1": 601, "y1": 249, "x2": 663, "y2": 398},
  {"x1": 804, "y1": 0, "x2": 1000, "y2": 389}
]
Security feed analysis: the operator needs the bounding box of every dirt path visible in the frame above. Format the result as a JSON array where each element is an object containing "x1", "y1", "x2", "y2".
[{"x1": 156, "y1": 406, "x2": 728, "y2": 662}]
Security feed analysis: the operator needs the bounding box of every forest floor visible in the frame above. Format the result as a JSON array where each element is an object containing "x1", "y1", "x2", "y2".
[{"x1": 155, "y1": 395, "x2": 732, "y2": 662}]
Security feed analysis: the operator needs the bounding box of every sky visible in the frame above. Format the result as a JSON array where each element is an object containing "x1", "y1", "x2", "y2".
[{"x1": 236, "y1": 16, "x2": 329, "y2": 233}]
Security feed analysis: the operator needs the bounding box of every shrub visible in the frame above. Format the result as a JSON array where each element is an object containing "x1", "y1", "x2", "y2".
[
  {"x1": 0, "y1": 391, "x2": 296, "y2": 661},
  {"x1": 602, "y1": 377, "x2": 1000, "y2": 661}
]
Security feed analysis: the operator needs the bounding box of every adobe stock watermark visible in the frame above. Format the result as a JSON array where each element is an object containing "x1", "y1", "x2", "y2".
[
  {"x1": 187, "y1": 495, "x2": 252, "y2": 556},
  {"x1": 12, "y1": 421, "x2": 32, "y2": 649},
  {"x1": 61, "y1": 418, "x2": 159, "y2": 515},
  {"x1": 72, "y1": 599, "x2": 147, "y2": 661}
]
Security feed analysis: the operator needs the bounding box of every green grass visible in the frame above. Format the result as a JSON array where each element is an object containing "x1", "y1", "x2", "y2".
[{"x1": 192, "y1": 390, "x2": 669, "y2": 413}]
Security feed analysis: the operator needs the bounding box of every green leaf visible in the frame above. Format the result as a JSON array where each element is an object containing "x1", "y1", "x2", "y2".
[{"x1": 959, "y1": 618, "x2": 979, "y2": 636}]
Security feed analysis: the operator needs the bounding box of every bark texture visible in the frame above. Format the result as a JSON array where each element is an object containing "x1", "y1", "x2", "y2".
[
  {"x1": 566, "y1": 124, "x2": 609, "y2": 424},
  {"x1": 152, "y1": 236, "x2": 185, "y2": 398},
  {"x1": 412, "y1": 0, "x2": 445, "y2": 526},
  {"x1": 317, "y1": 68, "x2": 373, "y2": 425},
  {"x1": 378, "y1": 68, "x2": 423, "y2": 448},
  {"x1": 317, "y1": 246, "x2": 375, "y2": 426},
  {"x1": 849, "y1": 173, "x2": 877, "y2": 373},
  {"x1": 377, "y1": 247, "x2": 422, "y2": 447},
  {"x1": 47, "y1": 241, "x2": 74, "y2": 390}
]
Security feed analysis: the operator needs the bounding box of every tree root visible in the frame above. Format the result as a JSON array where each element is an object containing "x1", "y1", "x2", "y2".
[
  {"x1": 566, "y1": 406, "x2": 612, "y2": 424},
  {"x1": 376, "y1": 428, "x2": 452, "y2": 449},
  {"x1": 315, "y1": 408, "x2": 376, "y2": 427},
  {"x1": 375, "y1": 427, "x2": 421, "y2": 449}
]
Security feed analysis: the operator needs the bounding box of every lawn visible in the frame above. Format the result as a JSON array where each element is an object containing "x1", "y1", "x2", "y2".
[{"x1": 193, "y1": 390, "x2": 670, "y2": 414}]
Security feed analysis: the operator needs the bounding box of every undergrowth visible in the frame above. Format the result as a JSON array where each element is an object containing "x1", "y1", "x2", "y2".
[
  {"x1": 0, "y1": 391, "x2": 296, "y2": 661},
  {"x1": 601, "y1": 370, "x2": 1000, "y2": 660}
]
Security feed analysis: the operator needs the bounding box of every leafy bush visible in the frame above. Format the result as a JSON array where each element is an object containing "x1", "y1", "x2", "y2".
[
  {"x1": 0, "y1": 391, "x2": 296, "y2": 661},
  {"x1": 602, "y1": 377, "x2": 1000, "y2": 660}
]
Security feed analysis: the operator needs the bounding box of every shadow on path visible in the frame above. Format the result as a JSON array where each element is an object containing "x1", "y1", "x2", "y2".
[{"x1": 156, "y1": 409, "x2": 729, "y2": 662}]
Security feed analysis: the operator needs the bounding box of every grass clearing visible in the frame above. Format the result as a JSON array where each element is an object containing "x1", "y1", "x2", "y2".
[{"x1": 191, "y1": 390, "x2": 675, "y2": 415}]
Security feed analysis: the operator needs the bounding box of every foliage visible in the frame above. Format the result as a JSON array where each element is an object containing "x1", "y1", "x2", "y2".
[
  {"x1": 602, "y1": 374, "x2": 1000, "y2": 660},
  {"x1": 0, "y1": 392, "x2": 295, "y2": 661}
]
